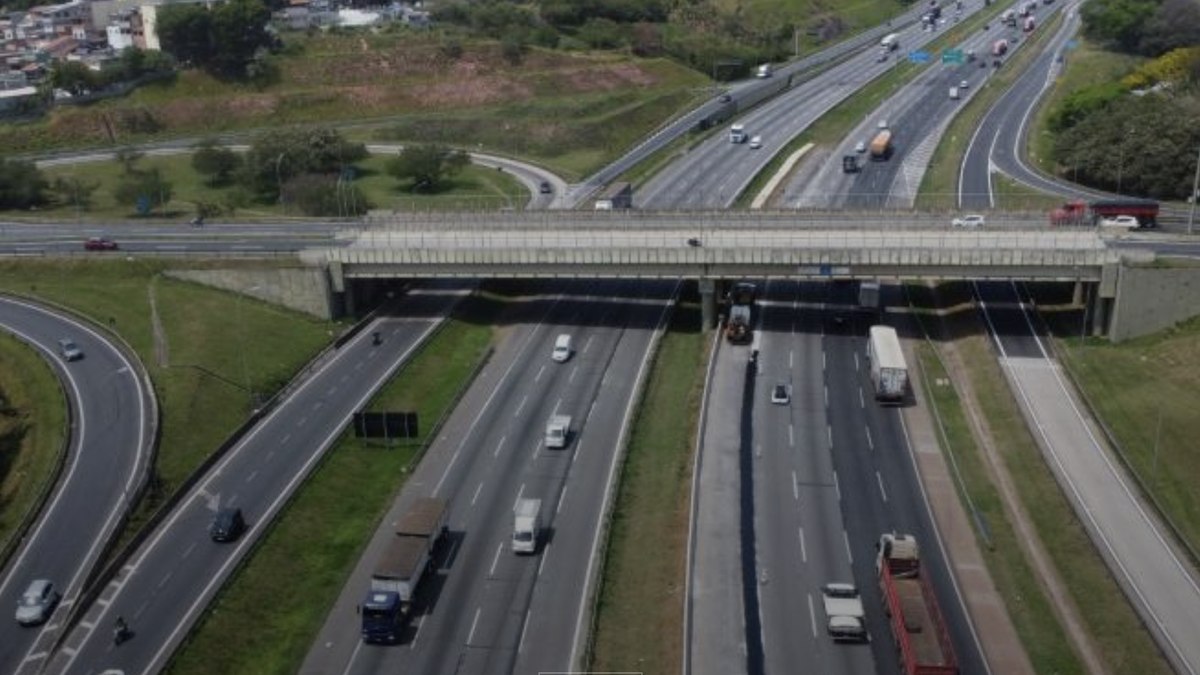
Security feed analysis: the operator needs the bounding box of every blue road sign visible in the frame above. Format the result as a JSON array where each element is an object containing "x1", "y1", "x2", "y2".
[
  {"x1": 909, "y1": 50, "x2": 931, "y2": 63},
  {"x1": 136, "y1": 195, "x2": 151, "y2": 215}
]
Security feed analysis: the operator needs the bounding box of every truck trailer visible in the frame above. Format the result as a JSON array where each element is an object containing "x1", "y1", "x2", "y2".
[
  {"x1": 360, "y1": 497, "x2": 448, "y2": 644},
  {"x1": 1049, "y1": 198, "x2": 1159, "y2": 227},
  {"x1": 868, "y1": 130, "x2": 893, "y2": 161},
  {"x1": 877, "y1": 534, "x2": 957, "y2": 675},
  {"x1": 545, "y1": 414, "x2": 572, "y2": 449},
  {"x1": 867, "y1": 325, "x2": 908, "y2": 403},
  {"x1": 512, "y1": 498, "x2": 543, "y2": 554}
]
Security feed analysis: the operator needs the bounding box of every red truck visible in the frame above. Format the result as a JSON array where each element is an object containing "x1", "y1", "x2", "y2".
[
  {"x1": 877, "y1": 534, "x2": 958, "y2": 675},
  {"x1": 1049, "y1": 199, "x2": 1159, "y2": 227}
]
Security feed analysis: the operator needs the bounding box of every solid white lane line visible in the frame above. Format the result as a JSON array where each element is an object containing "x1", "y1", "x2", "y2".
[
  {"x1": 537, "y1": 543, "x2": 550, "y2": 578},
  {"x1": 517, "y1": 610, "x2": 532, "y2": 654},
  {"x1": 557, "y1": 484, "x2": 568, "y2": 514}
]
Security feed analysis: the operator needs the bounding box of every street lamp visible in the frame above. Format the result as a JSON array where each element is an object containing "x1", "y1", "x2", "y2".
[{"x1": 274, "y1": 153, "x2": 287, "y2": 207}]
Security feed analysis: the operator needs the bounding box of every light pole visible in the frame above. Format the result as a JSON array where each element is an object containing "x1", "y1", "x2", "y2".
[
  {"x1": 1188, "y1": 144, "x2": 1200, "y2": 235},
  {"x1": 274, "y1": 152, "x2": 287, "y2": 207}
]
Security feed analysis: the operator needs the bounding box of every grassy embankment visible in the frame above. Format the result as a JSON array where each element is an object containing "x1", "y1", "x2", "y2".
[
  {"x1": 588, "y1": 295, "x2": 706, "y2": 673},
  {"x1": 0, "y1": 260, "x2": 339, "y2": 529},
  {"x1": 0, "y1": 332, "x2": 67, "y2": 561},
  {"x1": 916, "y1": 7, "x2": 1065, "y2": 210},
  {"x1": 32, "y1": 154, "x2": 526, "y2": 222},
  {"x1": 1054, "y1": 314, "x2": 1200, "y2": 557},
  {"x1": 167, "y1": 293, "x2": 497, "y2": 675},
  {"x1": 909, "y1": 283, "x2": 1172, "y2": 674},
  {"x1": 2, "y1": 35, "x2": 707, "y2": 180}
]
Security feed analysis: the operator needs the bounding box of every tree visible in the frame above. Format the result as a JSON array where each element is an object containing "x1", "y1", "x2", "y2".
[
  {"x1": 0, "y1": 158, "x2": 49, "y2": 210},
  {"x1": 1138, "y1": 0, "x2": 1200, "y2": 57},
  {"x1": 210, "y1": 0, "x2": 273, "y2": 78},
  {"x1": 282, "y1": 173, "x2": 368, "y2": 217},
  {"x1": 241, "y1": 127, "x2": 368, "y2": 200},
  {"x1": 1081, "y1": 0, "x2": 1158, "y2": 53},
  {"x1": 192, "y1": 140, "x2": 242, "y2": 186},
  {"x1": 114, "y1": 168, "x2": 173, "y2": 214},
  {"x1": 157, "y1": 3, "x2": 215, "y2": 67},
  {"x1": 52, "y1": 176, "x2": 99, "y2": 211},
  {"x1": 385, "y1": 144, "x2": 470, "y2": 193},
  {"x1": 48, "y1": 61, "x2": 99, "y2": 96}
]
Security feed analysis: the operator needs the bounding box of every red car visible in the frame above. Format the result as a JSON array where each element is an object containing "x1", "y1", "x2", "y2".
[{"x1": 83, "y1": 237, "x2": 118, "y2": 251}]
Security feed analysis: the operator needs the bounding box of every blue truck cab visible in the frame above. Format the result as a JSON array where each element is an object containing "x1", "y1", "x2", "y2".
[{"x1": 361, "y1": 590, "x2": 405, "y2": 644}]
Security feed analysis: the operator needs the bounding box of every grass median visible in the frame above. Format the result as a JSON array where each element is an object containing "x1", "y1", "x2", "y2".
[
  {"x1": 914, "y1": 283, "x2": 1172, "y2": 674},
  {"x1": 0, "y1": 331, "x2": 67, "y2": 562},
  {"x1": 588, "y1": 294, "x2": 706, "y2": 673},
  {"x1": 166, "y1": 293, "x2": 498, "y2": 675}
]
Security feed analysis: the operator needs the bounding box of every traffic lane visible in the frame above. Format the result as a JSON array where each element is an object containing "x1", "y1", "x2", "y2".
[
  {"x1": 844, "y1": 299, "x2": 987, "y2": 675},
  {"x1": 508, "y1": 282, "x2": 673, "y2": 674},
  {"x1": 0, "y1": 298, "x2": 150, "y2": 675},
  {"x1": 53, "y1": 294, "x2": 457, "y2": 675},
  {"x1": 755, "y1": 280, "x2": 874, "y2": 675},
  {"x1": 1, "y1": 238, "x2": 342, "y2": 256},
  {"x1": 973, "y1": 281, "x2": 1047, "y2": 358},
  {"x1": 301, "y1": 284, "x2": 573, "y2": 675},
  {"x1": 389, "y1": 281, "x2": 649, "y2": 675}
]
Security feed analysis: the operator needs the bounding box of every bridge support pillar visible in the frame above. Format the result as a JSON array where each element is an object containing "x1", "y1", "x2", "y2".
[
  {"x1": 1072, "y1": 280, "x2": 1083, "y2": 306},
  {"x1": 699, "y1": 279, "x2": 717, "y2": 328}
]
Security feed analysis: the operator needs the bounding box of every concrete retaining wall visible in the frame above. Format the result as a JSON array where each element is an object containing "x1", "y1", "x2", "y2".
[
  {"x1": 166, "y1": 266, "x2": 333, "y2": 319},
  {"x1": 1110, "y1": 262, "x2": 1200, "y2": 342}
]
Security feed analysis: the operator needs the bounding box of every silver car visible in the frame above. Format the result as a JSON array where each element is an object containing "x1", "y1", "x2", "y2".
[
  {"x1": 58, "y1": 338, "x2": 83, "y2": 361},
  {"x1": 15, "y1": 579, "x2": 60, "y2": 626}
]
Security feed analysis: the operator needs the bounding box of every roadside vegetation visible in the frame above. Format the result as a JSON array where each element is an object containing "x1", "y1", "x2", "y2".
[
  {"x1": 911, "y1": 282, "x2": 1172, "y2": 674},
  {"x1": 0, "y1": 332, "x2": 66, "y2": 563},
  {"x1": 1052, "y1": 313, "x2": 1200, "y2": 558},
  {"x1": 1037, "y1": 0, "x2": 1200, "y2": 200},
  {"x1": 589, "y1": 292, "x2": 706, "y2": 672},
  {"x1": 166, "y1": 293, "x2": 498, "y2": 675},
  {"x1": 0, "y1": 259, "x2": 339, "y2": 523}
]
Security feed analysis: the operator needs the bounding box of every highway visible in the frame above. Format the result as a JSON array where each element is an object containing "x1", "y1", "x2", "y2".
[
  {"x1": 784, "y1": 2, "x2": 1066, "y2": 209},
  {"x1": 299, "y1": 279, "x2": 673, "y2": 675},
  {"x1": 41, "y1": 285, "x2": 464, "y2": 675},
  {"x1": 0, "y1": 297, "x2": 155, "y2": 675},
  {"x1": 634, "y1": 0, "x2": 992, "y2": 210},
  {"x1": 976, "y1": 281, "x2": 1200, "y2": 675}
]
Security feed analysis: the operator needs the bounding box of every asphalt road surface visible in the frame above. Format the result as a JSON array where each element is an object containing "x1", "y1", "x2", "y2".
[
  {"x1": 43, "y1": 284, "x2": 465, "y2": 675},
  {"x1": 0, "y1": 298, "x2": 154, "y2": 675},
  {"x1": 300, "y1": 279, "x2": 673, "y2": 675}
]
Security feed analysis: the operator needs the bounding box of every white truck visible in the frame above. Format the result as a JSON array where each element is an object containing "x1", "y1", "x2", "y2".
[
  {"x1": 512, "y1": 498, "x2": 543, "y2": 554},
  {"x1": 545, "y1": 414, "x2": 572, "y2": 449},
  {"x1": 867, "y1": 325, "x2": 908, "y2": 403},
  {"x1": 755, "y1": 63, "x2": 773, "y2": 78},
  {"x1": 729, "y1": 123, "x2": 748, "y2": 144},
  {"x1": 822, "y1": 582, "x2": 868, "y2": 642},
  {"x1": 880, "y1": 32, "x2": 899, "y2": 51}
]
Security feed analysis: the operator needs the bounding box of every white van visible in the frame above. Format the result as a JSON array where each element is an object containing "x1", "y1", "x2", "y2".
[
  {"x1": 949, "y1": 86, "x2": 959, "y2": 99},
  {"x1": 552, "y1": 334, "x2": 572, "y2": 362}
]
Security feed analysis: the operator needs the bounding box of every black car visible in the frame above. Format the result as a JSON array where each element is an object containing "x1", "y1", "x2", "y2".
[
  {"x1": 210, "y1": 507, "x2": 246, "y2": 542},
  {"x1": 539, "y1": 181, "x2": 553, "y2": 194}
]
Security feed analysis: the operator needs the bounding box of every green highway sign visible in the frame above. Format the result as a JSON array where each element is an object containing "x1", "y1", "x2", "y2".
[{"x1": 942, "y1": 48, "x2": 964, "y2": 64}]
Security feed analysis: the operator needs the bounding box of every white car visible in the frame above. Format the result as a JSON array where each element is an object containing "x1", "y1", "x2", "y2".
[
  {"x1": 15, "y1": 579, "x2": 60, "y2": 626},
  {"x1": 749, "y1": 135, "x2": 763, "y2": 149},
  {"x1": 854, "y1": 141, "x2": 867, "y2": 153},
  {"x1": 877, "y1": 119, "x2": 889, "y2": 129},
  {"x1": 1099, "y1": 215, "x2": 1139, "y2": 229},
  {"x1": 960, "y1": 79, "x2": 969, "y2": 88},
  {"x1": 771, "y1": 383, "x2": 791, "y2": 405},
  {"x1": 952, "y1": 214, "x2": 986, "y2": 228}
]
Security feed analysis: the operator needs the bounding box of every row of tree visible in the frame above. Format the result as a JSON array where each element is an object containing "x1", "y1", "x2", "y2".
[
  {"x1": 156, "y1": 0, "x2": 276, "y2": 80},
  {"x1": 1, "y1": 128, "x2": 474, "y2": 216}
]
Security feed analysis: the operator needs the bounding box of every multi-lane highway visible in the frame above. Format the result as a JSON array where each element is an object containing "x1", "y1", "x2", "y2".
[
  {"x1": 0, "y1": 297, "x2": 155, "y2": 675},
  {"x1": 41, "y1": 285, "x2": 463, "y2": 675},
  {"x1": 634, "y1": 0, "x2": 992, "y2": 210},
  {"x1": 299, "y1": 279, "x2": 674, "y2": 675}
]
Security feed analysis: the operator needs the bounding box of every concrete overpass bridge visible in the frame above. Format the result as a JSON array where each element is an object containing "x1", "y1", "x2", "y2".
[{"x1": 296, "y1": 211, "x2": 1173, "y2": 338}]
